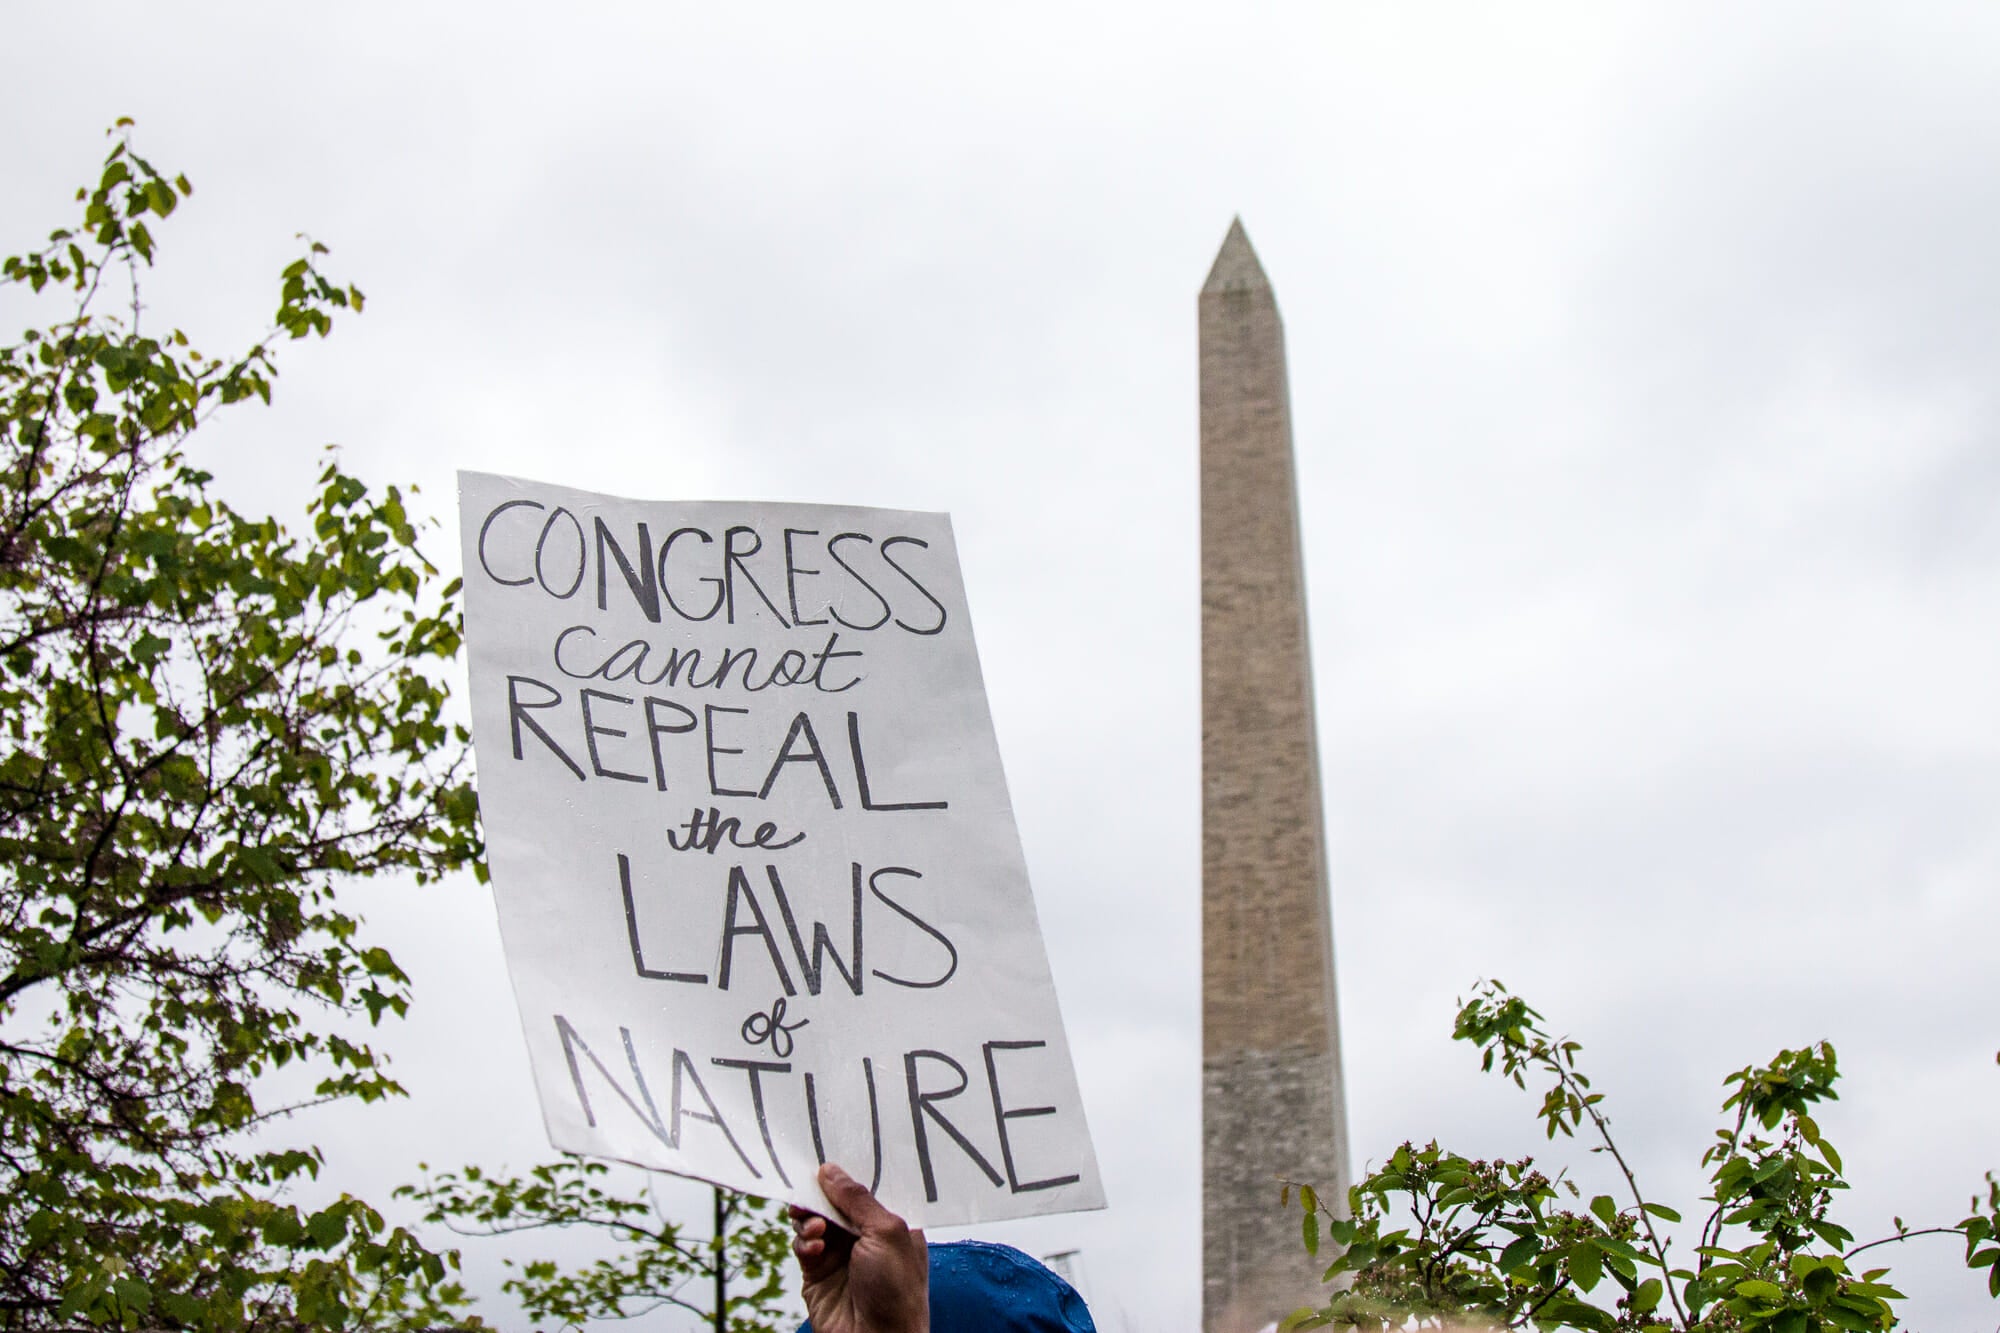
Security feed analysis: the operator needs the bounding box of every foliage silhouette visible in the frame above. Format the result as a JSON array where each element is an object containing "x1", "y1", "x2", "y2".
[
  {"x1": 1282, "y1": 982, "x2": 1999, "y2": 1332},
  {"x1": 0, "y1": 124, "x2": 480, "y2": 1329}
]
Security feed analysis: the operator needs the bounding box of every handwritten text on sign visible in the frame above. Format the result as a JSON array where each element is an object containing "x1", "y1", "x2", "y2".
[{"x1": 458, "y1": 473, "x2": 1104, "y2": 1227}]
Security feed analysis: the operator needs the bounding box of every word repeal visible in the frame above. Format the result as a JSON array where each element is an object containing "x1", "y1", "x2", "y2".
[{"x1": 505, "y1": 676, "x2": 948, "y2": 811}]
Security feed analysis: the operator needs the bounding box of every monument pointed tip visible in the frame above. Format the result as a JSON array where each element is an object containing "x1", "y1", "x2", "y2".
[{"x1": 1203, "y1": 217, "x2": 1271, "y2": 295}]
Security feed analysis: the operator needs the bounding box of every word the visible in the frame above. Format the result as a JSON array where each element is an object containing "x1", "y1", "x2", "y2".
[{"x1": 666, "y1": 806, "x2": 805, "y2": 855}]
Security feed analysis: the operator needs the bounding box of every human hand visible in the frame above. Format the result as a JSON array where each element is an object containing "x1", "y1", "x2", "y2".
[{"x1": 790, "y1": 1162, "x2": 928, "y2": 1333}]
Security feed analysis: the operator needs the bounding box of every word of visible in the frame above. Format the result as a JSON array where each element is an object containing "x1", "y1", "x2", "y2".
[{"x1": 741, "y1": 996, "x2": 809, "y2": 1058}]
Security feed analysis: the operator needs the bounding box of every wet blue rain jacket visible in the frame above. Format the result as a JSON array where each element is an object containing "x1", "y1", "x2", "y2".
[{"x1": 799, "y1": 1239, "x2": 1096, "y2": 1332}]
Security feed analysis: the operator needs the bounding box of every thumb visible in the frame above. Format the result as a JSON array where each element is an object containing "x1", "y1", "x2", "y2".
[{"x1": 818, "y1": 1162, "x2": 905, "y2": 1237}]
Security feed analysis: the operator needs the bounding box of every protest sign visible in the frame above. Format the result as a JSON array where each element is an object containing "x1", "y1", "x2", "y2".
[{"x1": 456, "y1": 472, "x2": 1105, "y2": 1228}]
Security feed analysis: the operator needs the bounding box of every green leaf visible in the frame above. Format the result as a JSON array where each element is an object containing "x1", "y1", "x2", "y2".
[
  {"x1": 1499, "y1": 1235, "x2": 1540, "y2": 1274},
  {"x1": 1543, "y1": 1293, "x2": 1617, "y2": 1333},
  {"x1": 1822, "y1": 1304, "x2": 1880, "y2": 1332},
  {"x1": 112, "y1": 1276, "x2": 152, "y2": 1314},
  {"x1": 1568, "y1": 1240, "x2": 1603, "y2": 1292},
  {"x1": 0, "y1": 125, "x2": 487, "y2": 1333},
  {"x1": 306, "y1": 1206, "x2": 349, "y2": 1248}
]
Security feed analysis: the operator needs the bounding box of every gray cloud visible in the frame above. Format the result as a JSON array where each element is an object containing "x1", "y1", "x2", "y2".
[{"x1": 4, "y1": 3, "x2": 1996, "y2": 1328}]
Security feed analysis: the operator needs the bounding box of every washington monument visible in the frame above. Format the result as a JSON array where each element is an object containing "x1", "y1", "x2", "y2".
[{"x1": 1200, "y1": 219, "x2": 1350, "y2": 1333}]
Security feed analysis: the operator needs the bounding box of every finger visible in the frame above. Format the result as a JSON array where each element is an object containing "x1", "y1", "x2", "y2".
[
  {"x1": 817, "y1": 1162, "x2": 906, "y2": 1238},
  {"x1": 793, "y1": 1235, "x2": 833, "y2": 1284},
  {"x1": 794, "y1": 1215, "x2": 855, "y2": 1283}
]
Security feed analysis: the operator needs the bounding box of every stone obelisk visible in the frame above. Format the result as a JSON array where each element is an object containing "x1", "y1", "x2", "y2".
[{"x1": 1201, "y1": 219, "x2": 1349, "y2": 1333}]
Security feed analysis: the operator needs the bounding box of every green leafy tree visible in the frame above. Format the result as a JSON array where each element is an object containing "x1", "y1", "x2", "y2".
[
  {"x1": 1282, "y1": 982, "x2": 2000, "y2": 1332},
  {"x1": 403, "y1": 1160, "x2": 795, "y2": 1332},
  {"x1": 0, "y1": 125, "x2": 482, "y2": 1328}
]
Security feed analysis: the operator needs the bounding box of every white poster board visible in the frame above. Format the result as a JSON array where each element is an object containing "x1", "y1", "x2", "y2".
[{"x1": 457, "y1": 472, "x2": 1104, "y2": 1227}]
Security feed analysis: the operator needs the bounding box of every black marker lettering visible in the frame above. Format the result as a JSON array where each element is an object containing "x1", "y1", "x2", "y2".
[
  {"x1": 753, "y1": 821, "x2": 807, "y2": 850},
  {"x1": 849, "y1": 712, "x2": 947, "y2": 811},
  {"x1": 618, "y1": 853, "x2": 708, "y2": 984},
  {"x1": 704, "y1": 704, "x2": 755, "y2": 797},
  {"x1": 580, "y1": 689, "x2": 647, "y2": 783},
  {"x1": 826, "y1": 533, "x2": 892, "y2": 631},
  {"x1": 477, "y1": 499, "x2": 543, "y2": 586},
  {"x1": 657, "y1": 645, "x2": 705, "y2": 688},
  {"x1": 764, "y1": 649, "x2": 809, "y2": 689},
  {"x1": 644, "y1": 696, "x2": 698, "y2": 791},
  {"x1": 716, "y1": 646, "x2": 768, "y2": 690},
  {"x1": 552, "y1": 624, "x2": 600, "y2": 678},
  {"x1": 806, "y1": 631, "x2": 866, "y2": 693},
  {"x1": 982, "y1": 1040, "x2": 1082, "y2": 1193},
  {"x1": 666, "y1": 807, "x2": 704, "y2": 852},
  {"x1": 718, "y1": 865, "x2": 796, "y2": 996},
  {"x1": 723, "y1": 525, "x2": 790, "y2": 627},
  {"x1": 671, "y1": 1048, "x2": 759, "y2": 1177},
  {"x1": 783, "y1": 527, "x2": 829, "y2": 626},
  {"x1": 506, "y1": 676, "x2": 585, "y2": 781},
  {"x1": 668, "y1": 807, "x2": 806, "y2": 854},
  {"x1": 904, "y1": 1049, "x2": 1004, "y2": 1203},
  {"x1": 769, "y1": 863, "x2": 863, "y2": 997},
  {"x1": 867, "y1": 866, "x2": 958, "y2": 990},
  {"x1": 712, "y1": 1057, "x2": 793, "y2": 1186},
  {"x1": 758, "y1": 711, "x2": 843, "y2": 809},
  {"x1": 661, "y1": 527, "x2": 723, "y2": 621},
  {"x1": 880, "y1": 535, "x2": 947, "y2": 635},
  {"x1": 535, "y1": 507, "x2": 587, "y2": 599},
  {"x1": 552, "y1": 1014, "x2": 669, "y2": 1146},
  {"x1": 595, "y1": 518, "x2": 661, "y2": 622},
  {"x1": 806, "y1": 1058, "x2": 883, "y2": 1192}
]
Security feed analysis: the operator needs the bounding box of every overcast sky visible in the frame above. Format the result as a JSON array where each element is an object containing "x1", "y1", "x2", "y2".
[{"x1": 6, "y1": 4, "x2": 1998, "y2": 1330}]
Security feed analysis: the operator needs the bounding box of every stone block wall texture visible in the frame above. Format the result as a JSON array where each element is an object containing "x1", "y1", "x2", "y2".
[{"x1": 1200, "y1": 219, "x2": 1351, "y2": 1333}]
